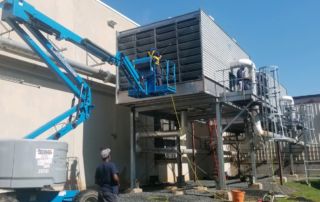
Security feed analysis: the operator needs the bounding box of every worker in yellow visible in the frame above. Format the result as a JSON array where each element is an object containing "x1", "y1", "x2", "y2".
[{"x1": 148, "y1": 48, "x2": 162, "y2": 86}]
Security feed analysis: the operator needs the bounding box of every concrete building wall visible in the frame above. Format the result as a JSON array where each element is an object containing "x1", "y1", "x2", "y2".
[
  {"x1": 0, "y1": 0, "x2": 138, "y2": 189},
  {"x1": 1, "y1": 0, "x2": 138, "y2": 74}
]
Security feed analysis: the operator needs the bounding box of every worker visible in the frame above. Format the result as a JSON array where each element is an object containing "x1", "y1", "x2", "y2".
[
  {"x1": 229, "y1": 72, "x2": 236, "y2": 91},
  {"x1": 148, "y1": 48, "x2": 162, "y2": 86},
  {"x1": 236, "y1": 66, "x2": 245, "y2": 91},
  {"x1": 95, "y1": 148, "x2": 120, "y2": 202}
]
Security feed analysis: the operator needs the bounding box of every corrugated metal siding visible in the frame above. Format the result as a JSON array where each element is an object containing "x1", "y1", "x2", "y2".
[
  {"x1": 200, "y1": 11, "x2": 249, "y2": 85},
  {"x1": 117, "y1": 11, "x2": 203, "y2": 90},
  {"x1": 294, "y1": 99, "x2": 320, "y2": 136},
  {"x1": 309, "y1": 103, "x2": 320, "y2": 144},
  {"x1": 293, "y1": 102, "x2": 320, "y2": 155},
  {"x1": 295, "y1": 102, "x2": 320, "y2": 161},
  {"x1": 117, "y1": 10, "x2": 251, "y2": 90}
]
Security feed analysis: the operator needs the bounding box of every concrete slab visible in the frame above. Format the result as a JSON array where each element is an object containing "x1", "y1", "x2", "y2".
[
  {"x1": 127, "y1": 188, "x2": 143, "y2": 193},
  {"x1": 288, "y1": 174, "x2": 299, "y2": 181},
  {"x1": 273, "y1": 176, "x2": 288, "y2": 183},
  {"x1": 214, "y1": 190, "x2": 232, "y2": 201},
  {"x1": 172, "y1": 190, "x2": 184, "y2": 196},
  {"x1": 249, "y1": 183, "x2": 263, "y2": 190},
  {"x1": 194, "y1": 186, "x2": 208, "y2": 192},
  {"x1": 165, "y1": 186, "x2": 178, "y2": 191}
]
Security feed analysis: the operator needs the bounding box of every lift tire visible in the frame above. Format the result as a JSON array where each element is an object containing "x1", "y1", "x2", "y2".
[
  {"x1": 0, "y1": 194, "x2": 19, "y2": 202},
  {"x1": 74, "y1": 189, "x2": 98, "y2": 202}
]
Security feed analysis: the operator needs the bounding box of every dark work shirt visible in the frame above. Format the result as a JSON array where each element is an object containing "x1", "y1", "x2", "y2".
[
  {"x1": 237, "y1": 68, "x2": 245, "y2": 79},
  {"x1": 95, "y1": 162, "x2": 119, "y2": 194}
]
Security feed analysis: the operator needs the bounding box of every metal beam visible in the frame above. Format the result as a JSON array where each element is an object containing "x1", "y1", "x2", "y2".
[
  {"x1": 250, "y1": 143, "x2": 257, "y2": 184},
  {"x1": 130, "y1": 108, "x2": 137, "y2": 188},
  {"x1": 216, "y1": 102, "x2": 226, "y2": 189},
  {"x1": 192, "y1": 122, "x2": 196, "y2": 182},
  {"x1": 177, "y1": 111, "x2": 186, "y2": 187},
  {"x1": 276, "y1": 141, "x2": 284, "y2": 185},
  {"x1": 289, "y1": 144, "x2": 295, "y2": 175},
  {"x1": 222, "y1": 100, "x2": 253, "y2": 133}
]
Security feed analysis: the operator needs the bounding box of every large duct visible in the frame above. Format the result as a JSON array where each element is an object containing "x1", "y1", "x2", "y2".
[
  {"x1": 0, "y1": 37, "x2": 116, "y2": 83},
  {"x1": 250, "y1": 105, "x2": 304, "y2": 145},
  {"x1": 230, "y1": 58, "x2": 256, "y2": 69},
  {"x1": 281, "y1": 96, "x2": 295, "y2": 106},
  {"x1": 280, "y1": 95, "x2": 297, "y2": 123},
  {"x1": 230, "y1": 58, "x2": 257, "y2": 93}
]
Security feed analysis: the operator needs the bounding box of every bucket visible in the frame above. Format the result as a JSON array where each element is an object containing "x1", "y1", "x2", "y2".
[{"x1": 231, "y1": 190, "x2": 245, "y2": 202}]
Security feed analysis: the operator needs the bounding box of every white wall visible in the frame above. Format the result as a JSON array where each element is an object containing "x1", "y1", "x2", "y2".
[
  {"x1": 1, "y1": 0, "x2": 138, "y2": 74},
  {"x1": 0, "y1": 54, "x2": 132, "y2": 189},
  {"x1": 0, "y1": 0, "x2": 138, "y2": 189}
]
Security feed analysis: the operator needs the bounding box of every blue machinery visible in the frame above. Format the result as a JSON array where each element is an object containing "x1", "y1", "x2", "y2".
[
  {"x1": 1, "y1": 0, "x2": 176, "y2": 140},
  {"x1": 0, "y1": 0, "x2": 176, "y2": 201}
]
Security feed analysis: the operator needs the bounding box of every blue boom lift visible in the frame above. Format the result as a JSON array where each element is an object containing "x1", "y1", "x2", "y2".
[
  {"x1": 0, "y1": 0, "x2": 176, "y2": 201},
  {"x1": 1, "y1": 0, "x2": 176, "y2": 141}
]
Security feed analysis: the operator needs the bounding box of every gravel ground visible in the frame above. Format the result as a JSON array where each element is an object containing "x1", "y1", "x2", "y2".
[
  {"x1": 116, "y1": 178, "x2": 296, "y2": 202},
  {"x1": 118, "y1": 192, "x2": 217, "y2": 202},
  {"x1": 228, "y1": 177, "x2": 296, "y2": 200}
]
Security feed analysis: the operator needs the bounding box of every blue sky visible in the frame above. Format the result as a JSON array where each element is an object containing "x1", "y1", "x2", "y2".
[{"x1": 103, "y1": 0, "x2": 320, "y2": 96}]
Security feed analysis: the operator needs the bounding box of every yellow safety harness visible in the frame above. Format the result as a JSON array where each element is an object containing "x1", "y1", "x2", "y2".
[{"x1": 148, "y1": 50, "x2": 162, "y2": 65}]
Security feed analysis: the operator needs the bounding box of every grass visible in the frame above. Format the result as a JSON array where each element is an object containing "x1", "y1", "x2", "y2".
[{"x1": 277, "y1": 180, "x2": 320, "y2": 202}]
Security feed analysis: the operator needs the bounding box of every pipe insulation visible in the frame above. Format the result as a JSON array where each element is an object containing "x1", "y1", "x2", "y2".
[
  {"x1": 0, "y1": 37, "x2": 116, "y2": 83},
  {"x1": 250, "y1": 106, "x2": 304, "y2": 145},
  {"x1": 137, "y1": 131, "x2": 180, "y2": 138},
  {"x1": 138, "y1": 148, "x2": 236, "y2": 155}
]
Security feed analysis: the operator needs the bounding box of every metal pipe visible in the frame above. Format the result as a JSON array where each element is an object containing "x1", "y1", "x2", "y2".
[
  {"x1": 0, "y1": 37, "x2": 115, "y2": 83},
  {"x1": 139, "y1": 148, "x2": 232, "y2": 155},
  {"x1": 250, "y1": 105, "x2": 304, "y2": 145},
  {"x1": 137, "y1": 131, "x2": 180, "y2": 138}
]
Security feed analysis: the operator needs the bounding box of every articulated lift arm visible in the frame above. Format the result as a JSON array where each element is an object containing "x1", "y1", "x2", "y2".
[{"x1": 1, "y1": 0, "x2": 148, "y2": 139}]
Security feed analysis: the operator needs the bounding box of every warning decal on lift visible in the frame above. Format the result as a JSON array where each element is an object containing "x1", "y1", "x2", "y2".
[{"x1": 35, "y1": 148, "x2": 54, "y2": 174}]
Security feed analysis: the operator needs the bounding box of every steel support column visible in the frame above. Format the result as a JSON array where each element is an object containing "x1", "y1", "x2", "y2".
[
  {"x1": 247, "y1": 118, "x2": 257, "y2": 184},
  {"x1": 289, "y1": 143, "x2": 295, "y2": 175},
  {"x1": 276, "y1": 141, "x2": 284, "y2": 185},
  {"x1": 236, "y1": 133, "x2": 241, "y2": 177},
  {"x1": 303, "y1": 130, "x2": 310, "y2": 163},
  {"x1": 130, "y1": 107, "x2": 137, "y2": 188},
  {"x1": 192, "y1": 122, "x2": 196, "y2": 182},
  {"x1": 250, "y1": 143, "x2": 257, "y2": 184},
  {"x1": 177, "y1": 111, "x2": 186, "y2": 186},
  {"x1": 215, "y1": 102, "x2": 226, "y2": 189}
]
